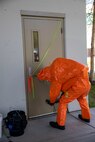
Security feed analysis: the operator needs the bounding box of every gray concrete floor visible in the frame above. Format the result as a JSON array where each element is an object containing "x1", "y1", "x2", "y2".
[{"x1": 0, "y1": 108, "x2": 95, "y2": 142}]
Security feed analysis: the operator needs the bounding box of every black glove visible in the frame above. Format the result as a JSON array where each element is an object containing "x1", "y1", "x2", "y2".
[
  {"x1": 46, "y1": 92, "x2": 64, "y2": 106},
  {"x1": 45, "y1": 99, "x2": 54, "y2": 106}
]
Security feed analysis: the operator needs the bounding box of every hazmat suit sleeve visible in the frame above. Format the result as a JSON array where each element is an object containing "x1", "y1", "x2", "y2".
[{"x1": 49, "y1": 82, "x2": 62, "y2": 103}]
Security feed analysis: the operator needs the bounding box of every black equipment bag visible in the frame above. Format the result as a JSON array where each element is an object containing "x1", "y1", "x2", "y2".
[{"x1": 4, "y1": 110, "x2": 27, "y2": 137}]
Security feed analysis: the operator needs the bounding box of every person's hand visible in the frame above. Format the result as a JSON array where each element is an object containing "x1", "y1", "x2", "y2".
[{"x1": 45, "y1": 99, "x2": 54, "y2": 106}]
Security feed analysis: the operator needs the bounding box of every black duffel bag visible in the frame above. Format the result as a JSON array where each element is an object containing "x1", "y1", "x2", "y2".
[{"x1": 4, "y1": 110, "x2": 27, "y2": 137}]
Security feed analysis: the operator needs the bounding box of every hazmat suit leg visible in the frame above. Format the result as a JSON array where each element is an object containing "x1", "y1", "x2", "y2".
[
  {"x1": 77, "y1": 94, "x2": 91, "y2": 119},
  {"x1": 56, "y1": 89, "x2": 81, "y2": 126},
  {"x1": 56, "y1": 98, "x2": 67, "y2": 126}
]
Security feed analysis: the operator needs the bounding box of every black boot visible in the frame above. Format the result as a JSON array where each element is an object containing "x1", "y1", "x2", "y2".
[
  {"x1": 78, "y1": 114, "x2": 90, "y2": 123},
  {"x1": 49, "y1": 121, "x2": 65, "y2": 130}
]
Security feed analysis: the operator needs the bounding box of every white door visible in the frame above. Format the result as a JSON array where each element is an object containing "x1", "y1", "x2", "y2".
[
  {"x1": 23, "y1": 16, "x2": 80, "y2": 118},
  {"x1": 23, "y1": 17, "x2": 80, "y2": 118},
  {"x1": 23, "y1": 17, "x2": 64, "y2": 118}
]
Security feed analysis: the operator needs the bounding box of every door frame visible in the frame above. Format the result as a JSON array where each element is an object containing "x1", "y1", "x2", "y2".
[{"x1": 21, "y1": 11, "x2": 66, "y2": 118}]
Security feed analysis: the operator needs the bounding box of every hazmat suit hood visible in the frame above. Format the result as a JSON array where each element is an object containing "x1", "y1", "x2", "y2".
[{"x1": 37, "y1": 66, "x2": 51, "y2": 81}]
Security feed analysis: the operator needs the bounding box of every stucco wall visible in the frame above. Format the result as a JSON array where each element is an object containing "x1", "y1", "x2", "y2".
[{"x1": 0, "y1": 0, "x2": 87, "y2": 116}]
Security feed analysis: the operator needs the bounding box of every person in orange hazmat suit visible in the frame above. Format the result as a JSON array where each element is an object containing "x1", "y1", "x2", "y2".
[{"x1": 37, "y1": 58, "x2": 91, "y2": 130}]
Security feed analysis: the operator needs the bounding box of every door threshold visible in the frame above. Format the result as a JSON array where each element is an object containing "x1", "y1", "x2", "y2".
[{"x1": 29, "y1": 112, "x2": 57, "y2": 120}]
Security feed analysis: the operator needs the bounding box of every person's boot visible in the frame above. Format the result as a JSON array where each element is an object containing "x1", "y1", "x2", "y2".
[
  {"x1": 78, "y1": 114, "x2": 90, "y2": 123},
  {"x1": 49, "y1": 121, "x2": 65, "y2": 130}
]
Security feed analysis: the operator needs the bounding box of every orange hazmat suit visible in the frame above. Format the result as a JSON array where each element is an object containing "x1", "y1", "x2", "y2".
[{"x1": 37, "y1": 58, "x2": 91, "y2": 126}]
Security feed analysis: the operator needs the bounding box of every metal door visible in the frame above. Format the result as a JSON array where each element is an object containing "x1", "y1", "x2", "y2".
[{"x1": 23, "y1": 17, "x2": 64, "y2": 118}]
